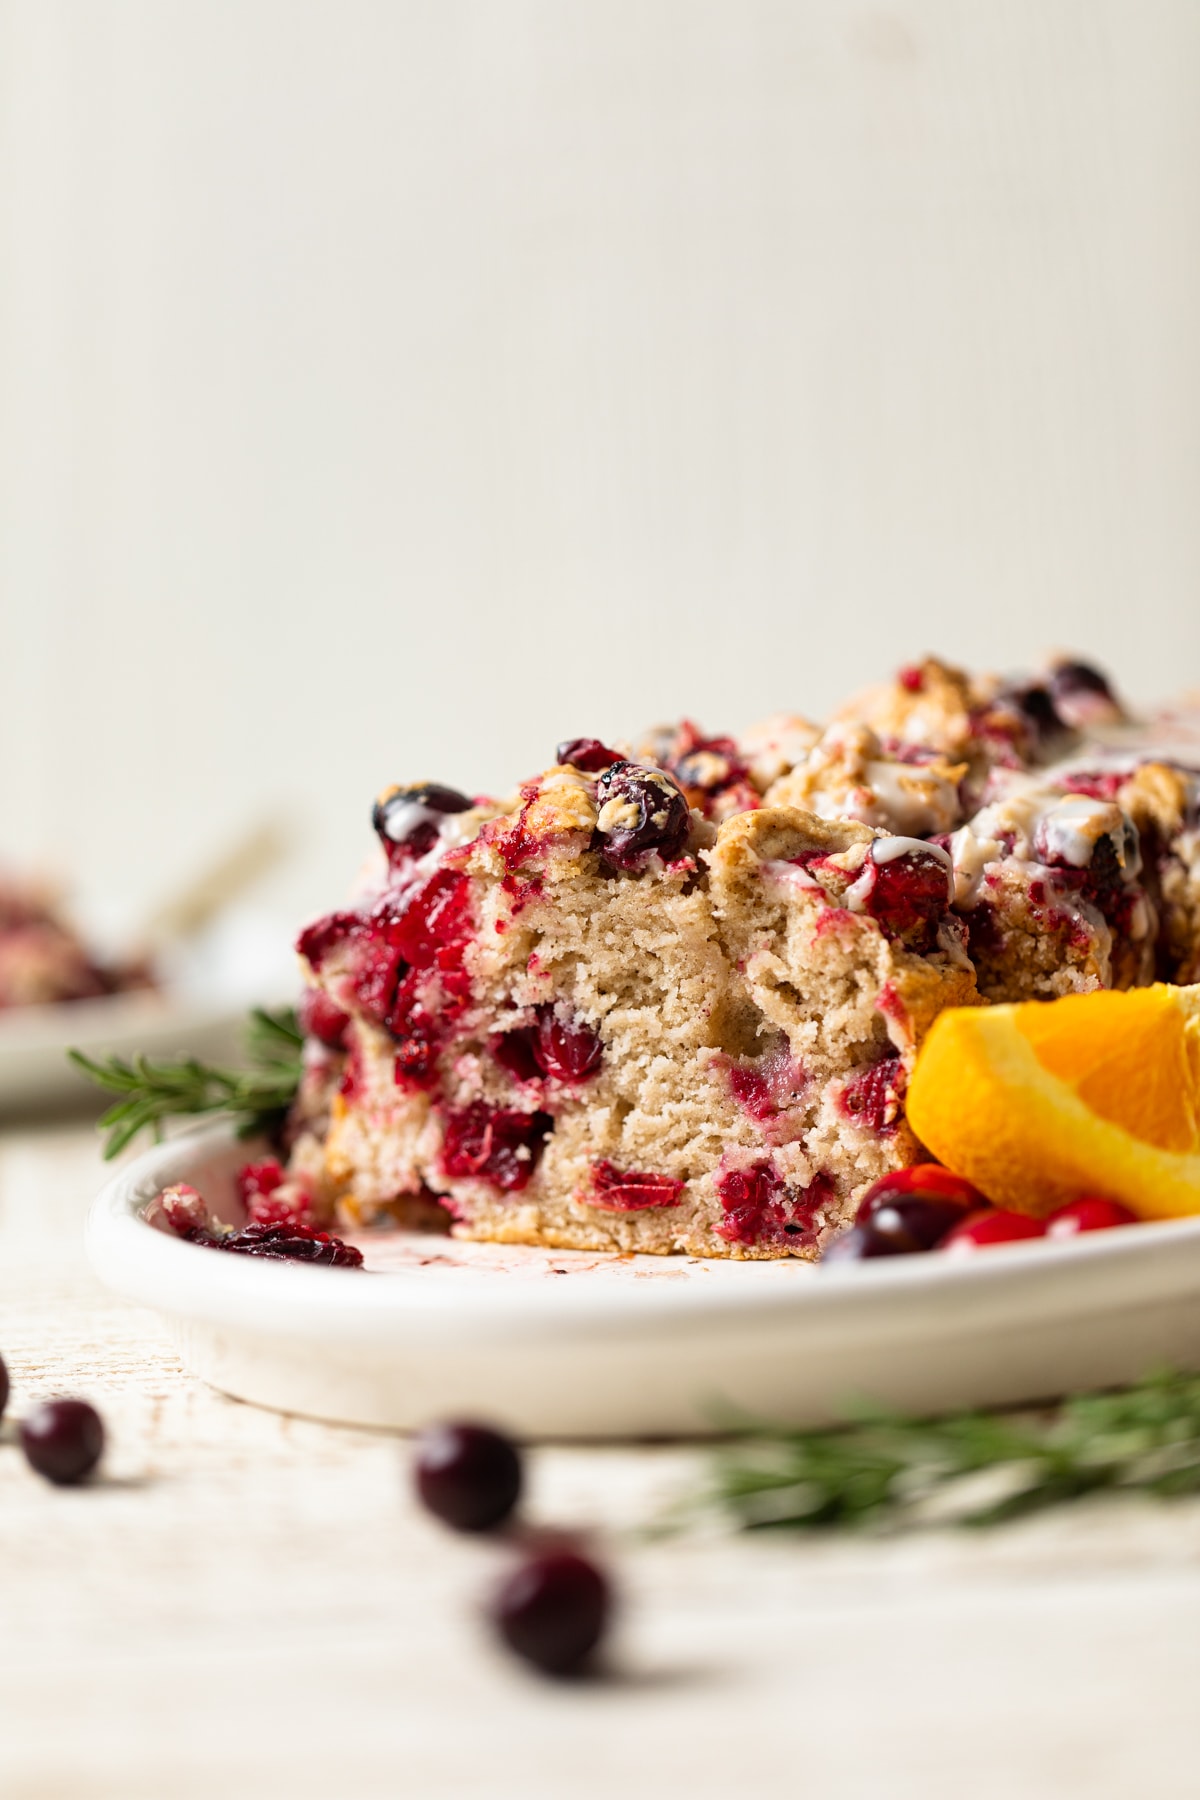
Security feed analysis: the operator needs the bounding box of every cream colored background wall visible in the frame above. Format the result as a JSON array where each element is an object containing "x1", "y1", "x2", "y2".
[{"x1": 2, "y1": 1, "x2": 1198, "y2": 936}]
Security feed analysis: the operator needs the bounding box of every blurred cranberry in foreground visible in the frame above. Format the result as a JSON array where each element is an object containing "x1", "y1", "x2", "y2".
[
  {"x1": 941, "y1": 1210, "x2": 1046, "y2": 1252},
  {"x1": 20, "y1": 1399, "x2": 105, "y2": 1486},
  {"x1": 491, "y1": 1549, "x2": 611, "y2": 1676},
  {"x1": 859, "y1": 1163, "x2": 986, "y2": 1214},
  {"x1": 414, "y1": 1422, "x2": 523, "y2": 1533},
  {"x1": 1045, "y1": 1197, "x2": 1139, "y2": 1238},
  {"x1": 0, "y1": 1350, "x2": 8, "y2": 1421},
  {"x1": 847, "y1": 1163, "x2": 985, "y2": 1256}
]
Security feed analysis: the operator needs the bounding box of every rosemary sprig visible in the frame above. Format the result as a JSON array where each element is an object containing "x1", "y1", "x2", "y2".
[
  {"x1": 706, "y1": 1371, "x2": 1200, "y2": 1533},
  {"x1": 69, "y1": 1005, "x2": 304, "y2": 1160}
]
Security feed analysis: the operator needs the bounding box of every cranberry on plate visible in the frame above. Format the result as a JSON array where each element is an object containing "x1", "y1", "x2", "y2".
[
  {"x1": 1045, "y1": 1197, "x2": 1139, "y2": 1238},
  {"x1": 940, "y1": 1210, "x2": 1047, "y2": 1252},
  {"x1": 824, "y1": 1164, "x2": 984, "y2": 1261}
]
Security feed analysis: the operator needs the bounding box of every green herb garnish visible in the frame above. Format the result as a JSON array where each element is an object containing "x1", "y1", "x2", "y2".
[
  {"x1": 69, "y1": 1005, "x2": 304, "y2": 1160},
  {"x1": 706, "y1": 1370, "x2": 1200, "y2": 1532}
]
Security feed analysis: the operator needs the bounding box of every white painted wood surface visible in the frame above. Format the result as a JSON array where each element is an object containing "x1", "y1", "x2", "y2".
[{"x1": 3, "y1": 1119, "x2": 1200, "y2": 1798}]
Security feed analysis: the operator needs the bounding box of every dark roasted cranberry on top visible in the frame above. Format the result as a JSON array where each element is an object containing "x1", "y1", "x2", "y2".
[
  {"x1": 1048, "y1": 659, "x2": 1122, "y2": 725},
  {"x1": 593, "y1": 762, "x2": 690, "y2": 869},
  {"x1": 853, "y1": 1164, "x2": 981, "y2": 1253},
  {"x1": 372, "y1": 783, "x2": 473, "y2": 864},
  {"x1": 413, "y1": 1421, "x2": 523, "y2": 1533},
  {"x1": 556, "y1": 737, "x2": 621, "y2": 773}
]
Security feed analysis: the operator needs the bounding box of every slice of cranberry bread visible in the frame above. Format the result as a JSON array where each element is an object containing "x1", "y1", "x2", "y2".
[{"x1": 291, "y1": 753, "x2": 977, "y2": 1258}]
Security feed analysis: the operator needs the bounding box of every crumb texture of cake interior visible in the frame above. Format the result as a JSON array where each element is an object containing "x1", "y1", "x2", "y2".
[{"x1": 285, "y1": 653, "x2": 1200, "y2": 1260}]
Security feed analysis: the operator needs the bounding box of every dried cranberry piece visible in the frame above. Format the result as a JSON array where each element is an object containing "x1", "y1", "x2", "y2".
[
  {"x1": 587, "y1": 1161, "x2": 683, "y2": 1211},
  {"x1": 533, "y1": 1009, "x2": 602, "y2": 1081},
  {"x1": 440, "y1": 1104, "x2": 552, "y2": 1191},
  {"x1": 300, "y1": 987, "x2": 351, "y2": 1049},
  {"x1": 206, "y1": 1221, "x2": 364, "y2": 1267},
  {"x1": 556, "y1": 738, "x2": 621, "y2": 773},
  {"x1": 593, "y1": 762, "x2": 690, "y2": 869},
  {"x1": 372, "y1": 783, "x2": 473, "y2": 863}
]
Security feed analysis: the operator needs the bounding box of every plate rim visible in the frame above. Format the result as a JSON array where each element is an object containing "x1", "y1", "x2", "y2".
[{"x1": 87, "y1": 1121, "x2": 1200, "y2": 1344}]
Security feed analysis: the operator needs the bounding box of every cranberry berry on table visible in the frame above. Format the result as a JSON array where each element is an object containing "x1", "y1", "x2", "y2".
[
  {"x1": 0, "y1": 1350, "x2": 105, "y2": 1486},
  {"x1": 411, "y1": 1418, "x2": 613, "y2": 1676},
  {"x1": 20, "y1": 1399, "x2": 106, "y2": 1486}
]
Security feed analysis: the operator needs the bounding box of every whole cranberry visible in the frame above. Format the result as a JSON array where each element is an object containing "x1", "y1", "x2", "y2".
[
  {"x1": 867, "y1": 1198, "x2": 966, "y2": 1253},
  {"x1": 858, "y1": 1164, "x2": 985, "y2": 1219},
  {"x1": 372, "y1": 783, "x2": 473, "y2": 861},
  {"x1": 822, "y1": 1222, "x2": 905, "y2": 1262},
  {"x1": 940, "y1": 1210, "x2": 1046, "y2": 1252},
  {"x1": 0, "y1": 1350, "x2": 8, "y2": 1422},
  {"x1": 1045, "y1": 1197, "x2": 1138, "y2": 1238},
  {"x1": 491, "y1": 1549, "x2": 611, "y2": 1676},
  {"x1": 413, "y1": 1422, "x2": 523, "y2": 1533},
  {"x1": 593, "y1": 762, "x2": 690, "y2": 869},
  {"x1": 556, "y1": 737, "x2": 621, "y2": 773},
  {"x1": 20, "y1": 1399, "x2": 105, "y2": 1486}
]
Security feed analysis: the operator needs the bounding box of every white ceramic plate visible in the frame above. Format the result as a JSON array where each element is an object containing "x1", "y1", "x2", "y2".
[
  {"x1": 86, "y1": 1123, "x2": 1200, "y2": 1439},
  {"x1": 0, "y1": 989, "x2": 252, "y2": 1112}
]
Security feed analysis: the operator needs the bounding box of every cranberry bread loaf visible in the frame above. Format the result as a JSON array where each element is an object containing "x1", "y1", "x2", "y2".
[
  {"x1": 287, "y1": 654, "x2": 1198, "y2": 1258},
  {"x1": 291, "y1": 753, "x2": 976, "y2": 1258}
]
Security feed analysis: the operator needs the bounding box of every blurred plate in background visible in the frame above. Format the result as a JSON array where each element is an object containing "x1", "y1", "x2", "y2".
[{"x1": 0, "y1": 988, "x2": 251, "y2": 1112}]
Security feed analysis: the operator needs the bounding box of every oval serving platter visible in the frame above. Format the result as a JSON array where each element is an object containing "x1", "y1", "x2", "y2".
[{"x1": 86, "y1": 1123, "x2": 1200, "y2": 1438}]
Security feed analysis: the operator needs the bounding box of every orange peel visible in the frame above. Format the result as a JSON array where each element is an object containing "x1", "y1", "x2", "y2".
[{"x1": 906, "y1": 984, "x2": 1200, "y2": 1219}]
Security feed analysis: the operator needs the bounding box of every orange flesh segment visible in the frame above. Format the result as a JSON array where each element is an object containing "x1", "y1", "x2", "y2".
[{"x1": 1015, "y1": 987, "x2": 1200, "y2": 1156}]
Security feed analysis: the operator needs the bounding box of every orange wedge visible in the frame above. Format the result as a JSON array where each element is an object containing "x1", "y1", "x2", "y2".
[{"x1": 906, "y1": 984, "x2": 1200, "y2": 1219}]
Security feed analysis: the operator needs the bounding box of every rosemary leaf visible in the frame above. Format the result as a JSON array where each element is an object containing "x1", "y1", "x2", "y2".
[
  {"x1": 705, "y1": 1370, "x2": 1200, "y2": 1534},
  {"x1": 69, "y1": 1004, "x2": 304, "y2": 1160}
]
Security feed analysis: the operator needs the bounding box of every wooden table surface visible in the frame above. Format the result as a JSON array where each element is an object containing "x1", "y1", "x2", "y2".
[{"x1": 3, "y1": 1118, "x2": 1200, "y2": 1800}]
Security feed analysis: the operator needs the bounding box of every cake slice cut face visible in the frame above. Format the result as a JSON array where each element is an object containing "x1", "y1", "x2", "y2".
[
  {"x1": 292, "y1": 754, "x2": 977, "y2": 1259},
  {"x1": 287, "y1": 653, "x2": 1198, "y2": 1260}
]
